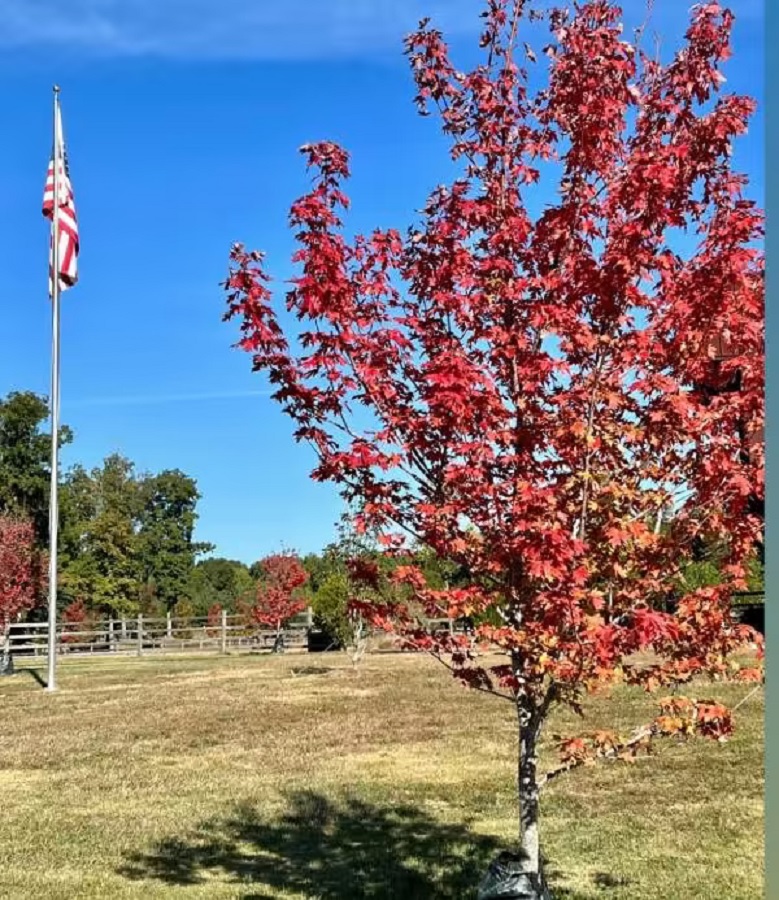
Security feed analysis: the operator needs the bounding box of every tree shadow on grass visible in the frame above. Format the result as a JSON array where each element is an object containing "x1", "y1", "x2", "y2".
[
  {"x1": 120, "y1": 790, "x2": 503, "y2": 899},
  {"x1": 119, "y1": 791, "x2": 625, "y2": 899}
]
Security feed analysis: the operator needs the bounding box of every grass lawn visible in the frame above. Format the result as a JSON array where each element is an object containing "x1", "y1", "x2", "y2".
[{"x1": 0, "y1": 652, "x2": 763, "y2": 899}]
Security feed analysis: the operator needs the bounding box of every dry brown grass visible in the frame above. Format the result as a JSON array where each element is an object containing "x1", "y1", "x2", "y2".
[{"x1": 0, "y1": 652, "x2": 764, "y2": 898}]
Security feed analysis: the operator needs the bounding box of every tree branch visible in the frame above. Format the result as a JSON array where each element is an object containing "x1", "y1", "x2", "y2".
[{"x1": 539, "y1": 721, "x2": 655, "y2": 788}]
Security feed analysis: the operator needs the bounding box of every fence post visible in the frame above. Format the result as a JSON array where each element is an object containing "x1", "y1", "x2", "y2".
[
  {"x1": 220, "y1": 609, "x2": 228, "y2": 655},
  {"x1": 306, "y1": 606, "x2": 313, "y2": 629},
  {"x1": 121, "y1": 615, "x2": 127, "y2": 640},
  {"x1": 137, "y1": 614, "x2": 143, "y2": 657},
  {"x1": 166, "y1": 611, "x2": 172, "y2": 639}
]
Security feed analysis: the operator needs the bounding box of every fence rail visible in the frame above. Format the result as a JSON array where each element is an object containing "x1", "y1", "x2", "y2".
[
  {"x1": 6, "y1": 611, "x2": 315, "y2": 659},
  {"x1": 5, "y1": 593, "x2": 763, "y2": 661},
  {"x1": 5, "y1": 611, "x2": 463, "y2": 660}
]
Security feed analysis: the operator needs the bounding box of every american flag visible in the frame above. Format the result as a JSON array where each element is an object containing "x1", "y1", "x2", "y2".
[{"x1": 42, "y1": 104, "x2": 79, "y2": 293}]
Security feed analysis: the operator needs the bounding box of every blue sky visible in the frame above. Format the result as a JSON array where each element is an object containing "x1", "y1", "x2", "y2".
[{"x1": 0, "y1": 1, "x2": 763, "y2": 565}]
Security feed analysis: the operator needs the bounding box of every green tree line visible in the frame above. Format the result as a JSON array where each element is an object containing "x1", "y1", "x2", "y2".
[
  {"x1": 1, "y1": 389, "x2": 761, "y2": 630},
  {"x1": 0, "y1": 390, "x2": 211, "y2": 619}
]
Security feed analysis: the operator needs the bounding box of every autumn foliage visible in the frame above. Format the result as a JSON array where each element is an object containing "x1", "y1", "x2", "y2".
[
  {"x1": 249, "y1": 554, "x2": 308, "y2": 642},
  {"x1": 61, "y1": 599, "x2": 94, "y2": 644},
  {"x1": 0, "y1": 516, "x2": 45, "y2": 661},
  {"x1": 225, "y1": 0, "x2": 762, "y2": 883},
  {"x1": 206, "y1": 602, "x2": 223, "y2": 637},
  {"x1": 0, "y1": 517, "x2": 45, "y2": 626}
]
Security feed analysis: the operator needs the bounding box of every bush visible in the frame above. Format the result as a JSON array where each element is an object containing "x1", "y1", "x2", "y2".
[
  {"x1": 310, "y1": 573, "x2": 352, "y2": 648},
  {"x1": 172, "y1": 598, "x2": 197, "y2": 639},
  {"x1": 206, "y1": 602, "x2": 223, "y2": 637}
]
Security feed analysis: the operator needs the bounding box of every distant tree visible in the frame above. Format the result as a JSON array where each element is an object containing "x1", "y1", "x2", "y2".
[
  {"x1": 0, "y1": 517, "x2": 46, "y2": 674},
  {"x1": 310, "y1": 572, "x2": 351, "y2": 647},
  {"x1": 301, "y1": 530, "x2": 467, "y2": 646},
  {"x1": 251, "y1": 553, "x2": 308, "y2": 652},
  {"x1": 59, "y1": 464, "x2": 98, "y2": 605},
  {"x1": 0, "y1": 391, "x2": 72, "y2": 544},
  {"x1": 235, "y1": 594, "x2": 255, "y2": 636},
  {"x1": 59, "y1": 455, "x2": 143, "y2": 616},
  {"x1": 137, "y1": 470, "x2": 212, "y2": 612},
  {"x1": 299, "y1": 551, "x2": 337, "y2": 595},
  {"x1": 171, "y1": 597, "x2": 198, "y2": 640},
  {"x1": 61, "y1": 598, "x2": 94, "y2": 645},
  {"x1": 61, "y1": 458, "x2": 212, "y2": 618},
  {"x1": 137, "y1": 580, "x2": 166, "y2": 618},
  {"x1": 59, "y1": 464, "x2": 96, "y2": 545},
  {"x1": 746, "y1": 556, "x2": 764, "y2": 593},
  {"x1": 206, "y1": 602, "x2": 223, "y2": 637},
  {"x1": 248, "y1": 559, "x2": 265, "y2": 581},
  {"x1": 675, "y1": 526, "x2": 764, "y2": 597},
  {"x1": 188, "y1": 557, "x2": 254, "y2": 615}
]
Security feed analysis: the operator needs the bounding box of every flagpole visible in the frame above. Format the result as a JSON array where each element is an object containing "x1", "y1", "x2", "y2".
[{"x1": 46, "y1": 85, "x2": 62, "y2": 693}]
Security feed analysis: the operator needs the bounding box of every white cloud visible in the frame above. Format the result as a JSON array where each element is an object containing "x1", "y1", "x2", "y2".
[
  {"x1": 0, "y1": 0, "x2": 481, "y2": 60},
  {"x1": 1, "y1": 1, "x2": 760, "y2": 61}
]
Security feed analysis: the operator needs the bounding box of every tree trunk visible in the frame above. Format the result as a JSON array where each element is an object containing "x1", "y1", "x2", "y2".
[
  {"x1": 478, "y1": 696, "x2": 552, "y2": 900},
  {"x1": 272, "y1": 622, "x2": 284, "y2": 653},
  {"x1": 0, "y1": 615, "x2": 14, "y2": 677},
  {"x1": 478, "y1": 691, "x2": 552, "y2": 900},
  {"x1": 517, "y1": 701, "x2": 549, "y2": 898}
]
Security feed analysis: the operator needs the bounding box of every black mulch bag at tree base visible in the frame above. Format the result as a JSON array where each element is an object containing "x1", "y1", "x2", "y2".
[{"x1": 477, "y1": 852, "x2": 552, "y2": 900}]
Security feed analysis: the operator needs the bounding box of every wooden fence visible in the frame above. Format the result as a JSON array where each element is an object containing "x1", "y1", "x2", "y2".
[
  {"x1": 5, "y1": 610, "x2": 460, "y2": 660},
  {"x1": 7, "y1": 609, "x2": 313, "y2": 659},
  {"x1": 6, "y1": 593, "x2": 762, "y2": 660}
]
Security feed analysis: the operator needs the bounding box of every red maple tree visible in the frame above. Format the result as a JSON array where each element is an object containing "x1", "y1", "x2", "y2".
[
  {"x1": 250, "y1": 554, "x2": 308, "y2": 651},
  {"x1": 206, "y1": 602, "x2": 223, "y2": 637},
  {"x1": 61, "y1": 599, "x2": 93, "y2": 645},
  {"x1": 224, "y1": 1, "x2": 763, "y2": 890},
  {"x1": 0, "y1": 517, "x2": 46, "y2": 672}
]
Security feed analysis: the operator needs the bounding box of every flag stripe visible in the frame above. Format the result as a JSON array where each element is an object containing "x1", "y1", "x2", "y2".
[{"x1": 42, "y1": 106, "x2": 79, "y2": 294}]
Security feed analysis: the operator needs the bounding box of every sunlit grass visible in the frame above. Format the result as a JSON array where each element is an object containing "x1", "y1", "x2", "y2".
[{"x1": 0, "y1": 652, "x2": 763, "y2": 898}]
